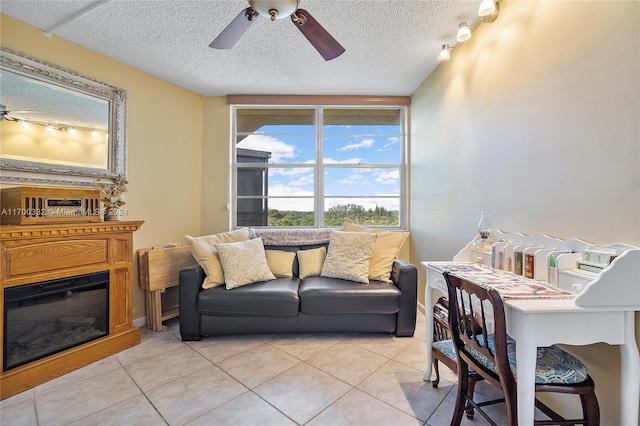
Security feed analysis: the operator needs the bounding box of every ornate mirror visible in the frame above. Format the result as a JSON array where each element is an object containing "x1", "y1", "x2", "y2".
[{"x1": 0, "y1": 47, "x2": 127, "y2": 187}]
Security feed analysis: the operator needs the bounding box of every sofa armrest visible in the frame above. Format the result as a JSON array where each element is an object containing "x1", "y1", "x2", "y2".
[
  {"x1": 179, "y1": 266, "x2": 205, "y2": 341},
  {"x1": 391, "y1": 258, "x2": 418, "y2": 337}
]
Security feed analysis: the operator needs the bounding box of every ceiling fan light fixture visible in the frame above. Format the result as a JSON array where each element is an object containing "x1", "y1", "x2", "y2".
[
  {"x1": 457, "y1": 22, "x2": 471, "y2": 42},
  {"x1": 250, "y1": 0, "x2": 299, "y2": 21}
]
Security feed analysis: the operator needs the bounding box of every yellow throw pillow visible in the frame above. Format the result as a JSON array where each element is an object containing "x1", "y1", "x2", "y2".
[
  {"x1": 213, "y1": 238, "x2": 276, "y2": 290},
  {"x1": 184, "y1": 228, "x2": 250, "y2": 289},
  {"x1": 342, "y1": 220, "x2": 409, "y2": 283},
  {"x1": 297, "y1": 246, "x2": 326, "y2": 279},
  {"x1": 321, "y1": 231, "x2": 377, "y2": 283},
  {"x1": 265, "y1": 249, "x2": 296, "y2": 278}
]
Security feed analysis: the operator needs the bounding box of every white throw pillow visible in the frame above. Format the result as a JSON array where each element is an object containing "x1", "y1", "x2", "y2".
[
  {"x1": 214, "y1": 237, "x2": 276, "y2": 289},
  {"x1": 184, "y1": 228, "x2": 251, "y2": 289},
  {"x1": 321, "y1": 231, "x2": 377, "y2": 283}
]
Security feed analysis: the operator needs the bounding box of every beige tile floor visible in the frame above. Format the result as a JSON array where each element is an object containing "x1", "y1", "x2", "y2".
[{"x1": 0, "y1": 311, "x2": 509, "y2": 426}]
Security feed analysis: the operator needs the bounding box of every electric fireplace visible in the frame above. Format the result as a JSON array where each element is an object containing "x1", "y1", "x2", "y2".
[{"x1": 3, "y1": 271, "x2": 109, "y2": 371}]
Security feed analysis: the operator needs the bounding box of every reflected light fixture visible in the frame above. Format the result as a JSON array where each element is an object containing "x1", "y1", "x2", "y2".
[
  {"x1": 438, "y1": 44, "x2": 451, "y2": 61},
  {"x1": 46, "y1": 124, "x2": 55, "y2": 131},
  {"x1": 91, "y1": 129, "x2": 99, "y2": 137},
  {"x1": 478, "y1": 0, "x2": 496, "y2": 17},
  {"x1": 457, "y1": 21, "x2": 471, "y2": 42},
  {"x1": 20, "y1": 121, "x2": 30, "y2": 128},
  {"x1": 69, "y1": 127, "x2": 77, "y2": 135}
]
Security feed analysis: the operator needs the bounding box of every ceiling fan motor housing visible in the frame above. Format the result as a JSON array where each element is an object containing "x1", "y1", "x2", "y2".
[{"x1": 250, "y1": 0, "x2": 299, "y2": 21}]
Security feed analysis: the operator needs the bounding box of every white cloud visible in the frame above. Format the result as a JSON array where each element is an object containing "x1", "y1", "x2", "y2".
[
  {"x1": 267, "y1": 184, "x2": 314, "y2": 211},
  {"x1": 237, "y1": 134, "x2": 295, "y2": 163},
  {"x1": 375, "y1": 170, "x2": 399, "y2": 185},
  {"x1": 337, "y1": 138, "x2": 375, "y2": 152},
  {"x1": 323, "y1": 157, "x2": 362, "y2": 164}
]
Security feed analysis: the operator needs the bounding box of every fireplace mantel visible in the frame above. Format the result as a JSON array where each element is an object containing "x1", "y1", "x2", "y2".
[{"x1": 1, "y1": 220, "x2": 144, "y2": 399}]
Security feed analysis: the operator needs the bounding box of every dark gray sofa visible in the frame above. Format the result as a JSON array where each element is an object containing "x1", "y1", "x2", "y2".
[{"x1": 179, "y1": 230, "x2": 417, "y2": 341}]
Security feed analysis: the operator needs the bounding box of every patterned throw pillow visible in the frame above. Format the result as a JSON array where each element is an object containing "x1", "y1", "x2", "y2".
[
  {"x1": 265, "y1": 249, "x2": 296, "y2": 278},
  {"x1": 297, "y1": 246, "x2": 327, "y2": 279},
  {"x1": 214, "y1": 237, "x2": 276, "y2": 289},
  {"x1": 184, "y1": 228, "x2": 251, "y2": 289},
  {"x1": 342, "y1": 220, "x2": 409, "y2": 283},
  {"x1": 321, "y1": 231, "x2": 377, "y2": 283}
]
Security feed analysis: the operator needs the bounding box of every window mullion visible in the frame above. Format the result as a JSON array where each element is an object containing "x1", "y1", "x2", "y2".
[{"x1": 316, "y1": 107, "x2": 324, "y2": 228}]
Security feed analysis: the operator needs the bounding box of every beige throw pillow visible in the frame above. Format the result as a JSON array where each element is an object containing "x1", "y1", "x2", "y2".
[
  {"x1": 321, "y1": 231, "x2": 377, "y2": 283},
  {"x1": 265, "y1": 249, "x2": 296, "y2": 278},
  {"x1": 214, "y1": 238, "x2": 276, "y2": 290},
  {"x1": 184, "y1": 228, "x2": 250, "y2": 289},
  {"x1": 297, "y1": 246, "x2": 327, "y2": 279},
  {"x1": 342, "y1": 220, "x2": 409, "y2": 283}
]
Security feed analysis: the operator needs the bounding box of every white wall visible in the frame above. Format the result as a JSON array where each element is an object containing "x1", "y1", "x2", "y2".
[{"x1": 410, "y1": 1, "x2": 639, "y2": 423}]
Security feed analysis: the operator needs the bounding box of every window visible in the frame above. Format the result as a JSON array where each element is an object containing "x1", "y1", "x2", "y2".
[{"x1": 232, "y1": 106, "x2": 407, "y2": 228}]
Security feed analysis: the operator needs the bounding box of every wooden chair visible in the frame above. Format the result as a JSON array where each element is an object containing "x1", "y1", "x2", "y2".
[
  {"x1": 431, "y1": 296, "x2": 483, "y2": 419},
  {"x1": 443, "y1": 272, "x2": 600, "y2": 426}
]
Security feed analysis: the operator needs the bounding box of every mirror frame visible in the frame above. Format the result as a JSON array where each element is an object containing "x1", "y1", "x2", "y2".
[{"x1": 0, "y1": 47, "x2": 127, "y2": 187}]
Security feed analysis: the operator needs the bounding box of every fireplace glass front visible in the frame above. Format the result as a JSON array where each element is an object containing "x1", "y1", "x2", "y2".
[{"x1": 3, "y1": 271, "x2": 109, "y2": 371}]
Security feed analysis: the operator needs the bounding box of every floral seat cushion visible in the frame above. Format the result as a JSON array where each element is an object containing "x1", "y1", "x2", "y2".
[
  {"x1": 433, "y1": 339, "x2": 457, "y2": 360},
  {"x1": 465, "y1": 334, "x2": 589, "y2": 384}
]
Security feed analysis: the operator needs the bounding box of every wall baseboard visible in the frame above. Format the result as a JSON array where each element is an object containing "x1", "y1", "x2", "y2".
[{"x1": 133, "y1": 316, "x2": 147, "y2": 329}]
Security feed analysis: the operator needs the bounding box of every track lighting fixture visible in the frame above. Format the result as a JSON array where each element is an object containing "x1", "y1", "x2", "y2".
[
  {"x1": 456, "y1": 22, "x2": 471, "y2": 42},
  {"x1": 436, "y1": 0, "x2": 500, "y2": 61},
  {"x1": 478, "y1": 0, "x2": 496, "y2": 17},
  {"x1": 438, "y1": 44, "x2": 451, "y2": 61}
]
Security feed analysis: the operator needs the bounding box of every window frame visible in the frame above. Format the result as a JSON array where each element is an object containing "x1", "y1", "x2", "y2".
[{"x1": 230, "y1": 104, "x2": 408, "y2": 230}]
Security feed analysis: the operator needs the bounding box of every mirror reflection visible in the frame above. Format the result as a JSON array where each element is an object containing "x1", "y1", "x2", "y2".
[
  {"x1": 1, "y1": 69, "x2": 110, "y2": 169},
  {"x1": 0, "y1": 47, "x2": 127, "y2": 187}
]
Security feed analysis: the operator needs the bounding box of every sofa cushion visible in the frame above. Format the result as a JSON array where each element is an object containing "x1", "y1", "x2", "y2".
[
  {"x1": 185, "y1": 228, "x2": 251, "y2": 289},
  {"x1": 342, "y1": 220, "x2": 409, "y2": 283},
  {"x1": 299, "y1": 276, "x2": 401, "y2": 315},
  {"x1": 321, "y1": 231, "x2": 377, "y2": 283},
  {"x1": 214, "y1": 238, "x2": 276, "y2": 289},
  {"x1": 197, "y1": 277, "x2": 300, "y2": 317},
  {"x1": 297, "y1": 246, "x2": 326, "y2": 279},
  {"x1": 265, "y1": 249, "x2": 296, "y2": 278}
]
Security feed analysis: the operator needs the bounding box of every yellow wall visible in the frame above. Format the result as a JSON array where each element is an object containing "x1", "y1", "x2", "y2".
[
  {"x1": 0, "y1": 120, "x2": 108, "y2": 168},
  {"x1": 410, "y1": 1, "x2": 640, "y2": 422},
  {"x1": 0, "y1": 14, "x2": 230, "y2": 320}
]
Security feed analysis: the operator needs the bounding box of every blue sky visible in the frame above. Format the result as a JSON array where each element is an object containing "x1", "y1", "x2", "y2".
[{"x1": 237, "y1": 124, "x2": 401, "y2": 211}]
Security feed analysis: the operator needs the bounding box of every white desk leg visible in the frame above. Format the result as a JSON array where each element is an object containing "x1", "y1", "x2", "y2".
[
  {"x1": 515, "y1": 314, "x2": 536, "y2": 425},
  {"x1": 619, "y1": 311, "x2": 640, "y2": 426},
  {"x1": 423, "y1": 281, "x2": 434, "y2": 381}
]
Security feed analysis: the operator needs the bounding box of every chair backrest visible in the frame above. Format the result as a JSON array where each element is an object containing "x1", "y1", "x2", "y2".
[
  {"x1": 443, "y1": 272, "x2": 516, "y2": 389},
  {"x1": 433, "y1": 296, "x2": 483, "y2": 342}
]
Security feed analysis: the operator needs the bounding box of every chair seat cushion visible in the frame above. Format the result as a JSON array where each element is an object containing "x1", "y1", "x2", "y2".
[
  {"x1": 467, "y1": 335, "x2": 589, "y2": 384},
  {"x1": 433, "y1": 339, "x2": 457, "y2": 361}
]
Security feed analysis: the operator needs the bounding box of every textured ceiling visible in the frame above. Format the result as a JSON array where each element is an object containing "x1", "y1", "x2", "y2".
[{"x1": 0, "y1": 0, "x2": 482, "y2": 97}]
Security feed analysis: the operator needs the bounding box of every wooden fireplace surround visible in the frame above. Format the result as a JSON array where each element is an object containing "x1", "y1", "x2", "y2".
[{"x1": 0, "y1": 220, "x2": 144, "y2": 399}]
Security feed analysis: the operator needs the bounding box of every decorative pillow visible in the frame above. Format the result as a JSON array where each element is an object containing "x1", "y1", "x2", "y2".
[
  {"x1": 297, "y1": 247, "x2": 326, "y2": 279},
  {"x1": 342, "y1": 219, "x2": 409, "y2": 283},
  {"x1": 213, "y1": 238, "x2": 276, "y2": 290},
  {"x1": 185, "y1": 228, "x2": 251, "y2": 289},
  {"x1": 321, "y1": 231, "x2": 377, "y2": 283},
  {"x1": 265, "y1": 249, "x2": 296, "y2": 278}
]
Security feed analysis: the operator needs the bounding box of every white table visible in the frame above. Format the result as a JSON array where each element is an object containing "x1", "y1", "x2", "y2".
[{"x1": 423, "y1": 261, "x2": 640, "y2": 426}]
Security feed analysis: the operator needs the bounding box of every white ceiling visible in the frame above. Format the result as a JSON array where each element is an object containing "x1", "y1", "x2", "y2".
[{"x1": 0, "y1": 0, "x2": 482, "y2": 97}]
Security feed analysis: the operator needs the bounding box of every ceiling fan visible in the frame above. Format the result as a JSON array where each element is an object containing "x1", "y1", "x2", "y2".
[
  {"x1": 0, "y1": 104, "x2": 41, "y2": 121},
  {"x1": 209, "y1": 0, "x2": 345, "y2": 61}
]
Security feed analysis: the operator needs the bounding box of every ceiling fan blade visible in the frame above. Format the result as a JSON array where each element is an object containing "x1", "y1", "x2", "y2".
[
  {"x1": 209, "y1": 7, "x2": 259, "y2": 49},
  {"x1": 291, "y1": 9, "x2": 345, "y2": 61}
]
